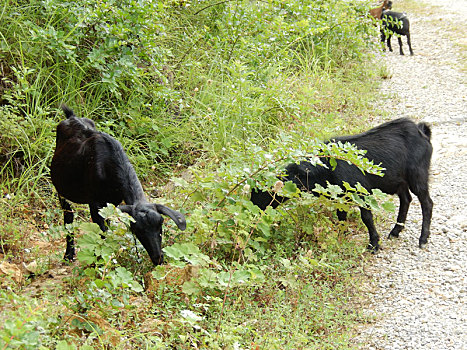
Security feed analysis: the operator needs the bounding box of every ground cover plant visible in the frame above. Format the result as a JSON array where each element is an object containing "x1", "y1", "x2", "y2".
[{"x1": 0, "y1": 0, "x2": 392, "y2": 348}]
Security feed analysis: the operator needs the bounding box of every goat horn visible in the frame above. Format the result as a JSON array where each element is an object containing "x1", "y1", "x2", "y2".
[{"x1": 154, "y1": 204, "x2": 187, "y2": 231}]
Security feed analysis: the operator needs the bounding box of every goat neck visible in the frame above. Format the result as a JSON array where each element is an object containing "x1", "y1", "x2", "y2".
[{"x1": 121, "y1": 163, "x2": 147, "y2": 205}]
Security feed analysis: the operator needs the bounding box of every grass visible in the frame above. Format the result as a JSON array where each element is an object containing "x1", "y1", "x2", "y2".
[{"x1": 0, "y1": 194, "x2": 378, "y2": 348}]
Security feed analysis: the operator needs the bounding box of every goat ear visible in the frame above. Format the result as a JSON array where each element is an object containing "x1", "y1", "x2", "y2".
[
  {"x1": 154, "y1": 204, "x2": 187, "y2": 231},
  {"x1": 118, "y1": 204, "x2": 134, "y2": 215}
]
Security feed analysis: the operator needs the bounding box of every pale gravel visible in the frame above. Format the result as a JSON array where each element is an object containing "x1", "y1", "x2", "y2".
[{"x1": 353, "y1": 0, "x2": 467, "y2": 349}]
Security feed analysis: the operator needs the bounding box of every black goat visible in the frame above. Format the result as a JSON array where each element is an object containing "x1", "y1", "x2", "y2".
[
  {"x1": 251, "y1": 118, "x2": 433, "y2": 251},
  {"x1": 51, "y1": 106, "x2": 186, "y2": 265},
  {"x1": 381, "y1": 10, "x2": 414, "y2": 55}
]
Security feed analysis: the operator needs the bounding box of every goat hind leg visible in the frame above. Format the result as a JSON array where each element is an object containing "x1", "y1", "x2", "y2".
[
  {"x1": 387, "y1": 35, "x2": 393, "y2": 52},
  {"x1": 417, "y1": 190, "x2": 433, "y2": 248},
  {"x1": 406, "y1": 33, "x2": 414, "y2": 55},
  {"x1": 398, "y1": 36, "x2": 404, "y2": 55},
  {"x1": 59, "y1": 196, "x2": 75, "y2": 261},
  {"x1": 388, "y1": 186, "x2": 412, "y2": 239}
]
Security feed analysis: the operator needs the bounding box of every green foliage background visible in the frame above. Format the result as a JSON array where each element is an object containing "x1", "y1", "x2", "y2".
[
  {"x1": 1, "y1": 0, "x2": 378, "y2": 188},
  {"x1": 0, "y1": 0, "x2": 390, "y2": 348}
]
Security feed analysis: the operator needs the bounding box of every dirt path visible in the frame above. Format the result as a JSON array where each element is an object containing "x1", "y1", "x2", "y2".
[{"x1": 354, "y1": 0, "x2": 467, "y2": 349}]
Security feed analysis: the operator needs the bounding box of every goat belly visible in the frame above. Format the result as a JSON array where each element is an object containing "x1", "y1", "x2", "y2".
[
  {"x1": 52, "y1": 173, "x2": 123, "y2": 205},
  {"x1": 51, "y1": 161, "x2": 107, "y2": 205},
  {"x1": 51, "y1": 176, "x2": 91, "y2": 204}
]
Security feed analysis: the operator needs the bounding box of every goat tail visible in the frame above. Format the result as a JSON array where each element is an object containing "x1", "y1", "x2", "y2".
[
  {"x1": 417, "y1": 122, "x2": 431, "y2": 140},
  {"x1": 60, "y1": 104, "x2": 75, "y2": 119}
]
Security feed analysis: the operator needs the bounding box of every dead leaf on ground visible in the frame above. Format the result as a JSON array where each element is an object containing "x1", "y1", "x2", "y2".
[
  {"x1": 23, "y1": 260, "x2": 38, "y2": 274},
  {"x1": 145, "y1": 264, "x2": 199, "y2": 298},
  {"x1": 139, "y1": 317, "x2": 167, "y2": 335},
  {"x1": 0, "y1": 261, "x2": 24, "y2": 283}
]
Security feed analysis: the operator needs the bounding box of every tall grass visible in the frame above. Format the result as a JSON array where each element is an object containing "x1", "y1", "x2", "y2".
[{"x1": 0, "y1": 0, "x2": 379, "y2": 191}]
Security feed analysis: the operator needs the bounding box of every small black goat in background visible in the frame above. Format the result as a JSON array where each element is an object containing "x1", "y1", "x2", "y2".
[
  {"x1": 51, "y1": 106, "x2": 186, "y2": 265},
  {"x1": 251, "y1": 118, "x2": 433, "y2": 251},
  {"x1": 381, "y1": 10, "x2": 414, "y2": 55}
]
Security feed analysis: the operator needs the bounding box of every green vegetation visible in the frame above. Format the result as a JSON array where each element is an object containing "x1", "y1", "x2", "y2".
[{"x1": 0, "y1": 0, "x2": 390, "y2": 348}]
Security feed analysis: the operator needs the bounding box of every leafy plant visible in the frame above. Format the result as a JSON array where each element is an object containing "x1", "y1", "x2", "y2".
[
  {"x1": 57, "y1": 205, "x2": 147, "y2": 346},
  {"x1": 174, "y1": 134, "x2": 388, "y2": 257},
  {"x1": 0, "y1": 289, "x2": 60, "y2": 350}
]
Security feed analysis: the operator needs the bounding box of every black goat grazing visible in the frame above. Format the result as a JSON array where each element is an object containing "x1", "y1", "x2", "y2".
[
  {"x1": 51, "y1": 106, "x2": 186, "y2": 265},
  {"x1": 251, "y1": 118, "x2": 433, "y2": 251},
  {"x1": 381, "y1": 10, "x2": 414, "y2": 55}
]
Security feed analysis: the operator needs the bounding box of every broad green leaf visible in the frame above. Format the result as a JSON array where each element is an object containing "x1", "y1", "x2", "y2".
[
  {"x1": 56, "y1": 341, "x2": 77, "y2": 350},
  {"x1": 327, "y1": 184, "x2": 343, "y2": 197},
  {"x1": 217, "y1": 271, "x2": 231, "y2": 287},
  {"x1": 186, "y1": 253, "x2": 210, "y2": 266},
  {"x1": 342, "y1": 181, "x2": 355, "y2": 192},
  {"x1": 197, "y1": 269, "x2": 219, "y2": 289},
  {"x1": 281, "y1": 258, "x2": 292, "y2": 269},
  {"x1": 180, "y1": 309, "x2": 203, "y2": 322},
  {"x1": 355, "y1": 183, "x2": 369, "y2": 195},
  {"x1": 98, "y1": 204, "x2": 118, "y2": 219},
  {"x1": 256, "y1": 221, "x2": 271, "y2": 237},
  {"x1": 381, "y1": 201, "x2": 396, "y2": 212},
  {"x1": 182, "y1": 280, "x2": 201, "y2": 295},
  {"x1": 152, "y1": 265, "x2": 167, "y2": 280},
  {"x1": 190, "y1": 191, "x2": 205, "y2": 202},
  {"x1": 80, "y1": 223, "x2": 102, "y2": 236},
  {"x1": 77, "y1": 248, "x2": 97, "y2": 265},
  {"x1": 351, "y1": 193, "x2": 365, "y2": 207},
  {"x1": 163, "y1": 245, "x2": 184, "y2": 260},
  {"x1": 366, "y1": 197, "x2": 379, "y2": 211},
  {"x1": 232, "y1": 270, "x2": 251, "y2": 284},
  {"x1": 282, "y1": 181, "x2": 298, "y2": 196}
]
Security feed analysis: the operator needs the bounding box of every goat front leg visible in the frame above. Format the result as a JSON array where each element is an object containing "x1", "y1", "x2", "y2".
[
  {"x1": 386, "y1": 35, "x2": 393, "y2": 52},
  {"x1": 59, "y1": 196, "x2": 75, "y2": 261},
  {"x1": 381, "y1": 32, "x2": 388, "y2": 51},
  {"x1": 388, "y1": 186, "x2": 412, "y2": 239},
  {"x1": 360, "y1": 207, "x2": 380, "y2": 252},
  {"x1": 89, "y1": 203, "x2": 107, "y2": 234},
  {"x1": 337, "y1": 210, "x2": 347, "y2": 221}
]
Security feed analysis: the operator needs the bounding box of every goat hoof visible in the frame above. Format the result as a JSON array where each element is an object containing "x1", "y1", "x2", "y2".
[
  {"x1": 62, "y1": 258, "x2": 74, "y2": 266},
  {"x1": 63, "y1": 253, "x2": 75, "y2": 263},
  {"x1": 367, "y1": 243, "x2": 380, "y2": 253},
  {"x1": 419, "y1": 241, "x2": 428, "y2": 249},
  {"x1": 388, "y1": 232, "x2": 399, "y2": 239}
]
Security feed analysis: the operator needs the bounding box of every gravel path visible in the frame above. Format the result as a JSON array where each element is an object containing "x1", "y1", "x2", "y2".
[{"x1": 354, "y1": 1, "x2": 467, "y2": 349}]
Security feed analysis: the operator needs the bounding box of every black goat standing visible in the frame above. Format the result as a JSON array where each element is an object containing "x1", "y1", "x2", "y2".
[
  {"x1": 251, "y1": 118, "x2": 433, "y2": 251},
  {"x1": 381, "y1": 10, "x2": 414, "y2": 55},
  {"x1": 51, "y1": 106, "x2": 186, "y2": 265}
]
